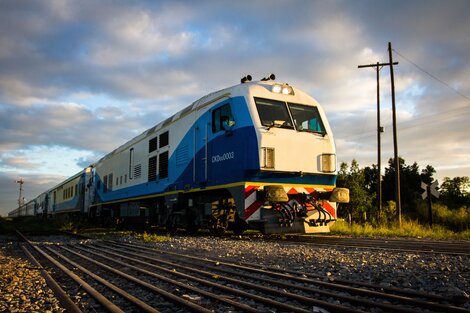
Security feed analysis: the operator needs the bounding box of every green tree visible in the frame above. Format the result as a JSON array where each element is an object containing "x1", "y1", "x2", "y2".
[
  {"x1": 336, "y1": 160, "x2": 374, "y2": 225},
  {"x1": 382, "y1": 157, "x2": 434, "y2": 218},
  {"x1": 420, "y1": 165, "x2": 436, "y2": 185},
  {"x1": 440, "y1": 176, "x2": 470, "y2": 210}
]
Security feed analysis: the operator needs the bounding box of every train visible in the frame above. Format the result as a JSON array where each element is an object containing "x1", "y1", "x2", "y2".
[{"x1": 9, "y1": 74, "x2": 349, "y2": 234}]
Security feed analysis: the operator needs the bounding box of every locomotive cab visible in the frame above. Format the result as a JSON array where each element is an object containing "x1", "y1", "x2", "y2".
[{"x1": 239, "y1": 81, "x2": 349, "y2": 233}]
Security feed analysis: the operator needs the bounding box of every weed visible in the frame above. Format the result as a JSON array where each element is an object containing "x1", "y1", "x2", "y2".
[
  {"x1": 134, "y1": 231, "x2": 170, "y2": 242},
  {"x1": 330, "y1": 219, "x2": 470, "y2": 240}
]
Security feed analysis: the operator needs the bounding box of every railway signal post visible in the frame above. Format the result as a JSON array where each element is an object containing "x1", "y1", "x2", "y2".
[
  {"x1": 15, "y1": 178, "x2": 24, "y2": 208},
  {"x1": 421, "y1": 180, "x2": 439, "y2": 227}
]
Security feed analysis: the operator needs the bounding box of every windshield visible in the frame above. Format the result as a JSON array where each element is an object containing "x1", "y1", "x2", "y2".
[
  {"x1": 254, "y1": 97, "x2": 327, "y2": 135},
  {"x1": 288, "y1": 103, "x2": 326, "y2": 135},
  {"x1": 254, "y1": 98, "x2": 294, "y2": 129}
]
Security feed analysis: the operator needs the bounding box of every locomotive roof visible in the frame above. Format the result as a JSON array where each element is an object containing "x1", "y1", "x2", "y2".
[
  {"x1": 100, "y1": 82, "x2": 243, "y2": 160},
  {"x1": 96, "y1": 80, "x2": 316, "y2": 162}
]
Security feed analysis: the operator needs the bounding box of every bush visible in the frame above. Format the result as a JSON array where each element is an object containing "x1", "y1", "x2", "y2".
[
  {"x1": 417, "y1": 202, "x2": 470, "y2": 231},
  {"x1": 330, "y1": 219, "x2": 470, "y2": 240}
]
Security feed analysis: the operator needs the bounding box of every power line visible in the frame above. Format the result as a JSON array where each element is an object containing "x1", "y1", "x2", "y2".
[
  {"x1": 337, "y1": 103, "x2": 470, "y2": 141},
  {"x1": 393, "y1": 48, "x2": 470, "y2": 104}
]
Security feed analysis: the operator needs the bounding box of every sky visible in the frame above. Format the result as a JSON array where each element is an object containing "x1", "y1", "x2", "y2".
[{"x1": 1, "y1": 0, "x2": 469, "y2": 216}]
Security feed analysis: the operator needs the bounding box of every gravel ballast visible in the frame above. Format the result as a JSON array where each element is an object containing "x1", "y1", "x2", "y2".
[
  {"x1": 139, "y1": 236, "x2": 470, "y2": 302},
  {"x1": 1, "y1": 234, "x2": 469, "y2": 311},
  {"x1": 0, "y1": 237, "x2": 65, "y2": 313}
]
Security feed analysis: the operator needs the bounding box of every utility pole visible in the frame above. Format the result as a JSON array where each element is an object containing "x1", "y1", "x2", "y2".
[
  {"x1": 358, "y1": 60, "x2": 397, "y2": 223},
  {"x1": 15, "y1": 178, "x2": 24, "y2": 207},
  {"x1": 388, "y1": 42, "x2": 402, "y2": 228}
]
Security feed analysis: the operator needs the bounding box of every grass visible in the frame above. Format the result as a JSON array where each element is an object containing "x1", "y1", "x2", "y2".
[
  {"x1": 81, "y1": 229, "x2": 170, "y2": 242},
  {"x1": 330, "y1": 219, "x2": 470, "y2": 240},
  {"x1": 3, "y1": 214, "x2": 468, "y2": 241},
  {"x1": 0, "y1": 216, "x2": 67, "y2": 233},
  {"x1": 134, "y1": 231, "x2": 171, "y2": 242}
]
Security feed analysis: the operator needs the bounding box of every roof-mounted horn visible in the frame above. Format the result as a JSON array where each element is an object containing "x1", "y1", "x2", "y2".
[
  {"x1": 261, "y1": 73, "x2": 276, "y2": 81},
  {"x1": 241, "y1": 75, "x2": 252, "y2": 84}
]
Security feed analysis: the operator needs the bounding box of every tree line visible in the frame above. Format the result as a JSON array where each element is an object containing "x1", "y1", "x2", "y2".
[{"x1": 336, "y1": 157, "x2": 470, "y2": 230}]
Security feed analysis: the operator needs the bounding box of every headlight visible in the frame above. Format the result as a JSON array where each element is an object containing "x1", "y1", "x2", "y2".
[
  {"x1": 271, "y1": 83, "x2": 294, "y2": 95},
  {"x1": 272, "y1": 84, "x2": 282, "y2": 93},
  {"x1": 321, "y1": 154, "x2": 336, "y2": 173},
  {"x1": 281, "y1": 86, "x2": 292, "y2": 95},
  {"x1": 261, "y1": 147, "x2": 275, "y2": 169}
]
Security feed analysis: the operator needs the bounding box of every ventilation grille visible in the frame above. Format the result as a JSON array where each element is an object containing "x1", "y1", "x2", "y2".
[
  {"x1": 134, "y1": 164, "x2": 142, "y2": 178},
  {"x1": 159, "y1": 151, "x2": 169, "y2": 179},
  {"x1": 148, "y1": 156, "x2": 157, "y2": 181}
]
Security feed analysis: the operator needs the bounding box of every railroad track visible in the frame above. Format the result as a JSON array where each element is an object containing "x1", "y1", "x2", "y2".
[
  {"x1": 269, "y1": 235, "x2": 470, "y2": 256},
  {"x1": 16, "y1": 231, "x2": 470, "y2": 313}
]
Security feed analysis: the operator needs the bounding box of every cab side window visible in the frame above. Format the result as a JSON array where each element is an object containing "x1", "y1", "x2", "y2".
[{"x1": 212, "y1": 103, "x2": 235, "y2": 133}]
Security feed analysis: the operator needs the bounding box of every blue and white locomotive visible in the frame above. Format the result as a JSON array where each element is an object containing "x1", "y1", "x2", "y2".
[{"x1": 9, "y1": 75, "x2": 349, "y2": 234}]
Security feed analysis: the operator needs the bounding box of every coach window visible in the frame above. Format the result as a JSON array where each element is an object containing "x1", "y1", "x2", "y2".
[{"x1": 212, "y1": 103, "x2": 235, "y2": 133}]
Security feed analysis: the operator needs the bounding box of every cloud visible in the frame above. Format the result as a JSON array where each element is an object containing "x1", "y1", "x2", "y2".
[
  {"x1": 0, "y1": 171, "x2": 66, "y2": 215},
  {"x1": 1, "y1": 0, "x2": 470, "y2": 214}
]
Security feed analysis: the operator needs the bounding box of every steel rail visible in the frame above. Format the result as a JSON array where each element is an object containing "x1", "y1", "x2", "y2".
[
  {"x1": 111, "y1": 240, "x2": 454, "y2": 303},
  {"x1": 148, "y1": 250, "x2": 420, "y2": 313},
  {"x1": 279, "y1": 235, "x2": 470, "y2": 255},
  {"x1": 239, "y1": 260, "x2": 460, "y2": 303},
  {"x1": 73, "y1": 243, "x2": 316, "y2": 313},
  {"x1": 60, "y1": 244, "x2": 259, "y2": 313},
  {"x1": 44, "y1": 246, "x2": 161, "y2": 313},
  {"x1": 89, "y1": 242, "x2": 365, "y2": 313},
  {"x1": 56, "y1": 245, "x2": 213, "y2": 313},
  {"x1": 15, "y1": 231, "x2": 125, "y2": 313},
  {"x1": 109, "y1": 240, "x2": 470, "y2": 313},
  {"x1": 19, "y1": 244, "x2": 83, "y2": 313},
  {"x1": 184, "y1": 255, "x2": 470, "y2": 313}
]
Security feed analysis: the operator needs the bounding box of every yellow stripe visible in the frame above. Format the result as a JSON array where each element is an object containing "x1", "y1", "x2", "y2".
[
  {"x1": 90, "y1": 180, "x2": 335, "y2": 208},
  {"x1": 243, "y1": 182, "x2": 335, "y2": 189},
  {"x1": 52, "y1": 209, "x2": 80, "y2": 214},
  {"x1": 90, "y1": 181, "x2": 247, "y2": 207}
]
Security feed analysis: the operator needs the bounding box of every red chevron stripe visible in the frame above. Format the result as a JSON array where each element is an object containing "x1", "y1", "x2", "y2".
[
  {"x1": 244, "y1": 200, "x2": 263, "y2": 219},
  {"x1": 322, "y1": 201, "x2": 336, "y2": 218}
]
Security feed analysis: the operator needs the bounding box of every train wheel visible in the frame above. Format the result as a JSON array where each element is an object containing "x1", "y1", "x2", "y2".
[
  {"x1": 186, "y1": 220, "x2": 199, "y2": 235},
  {"x1": 232, "y1": 215, "x2": 247, "y2": 235},
  {"x1": 208, "y1": 216, "x2": 227, "y2": 236},
  {"x1": 166, "y1": 220, "x2": 178, "y2": 235},
  {"x1": 209, "y1": 226, "x2": 226, "y2": 236},
  {"x1": 232, "y1": 226, "x2": 245, "y2": 236}
]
